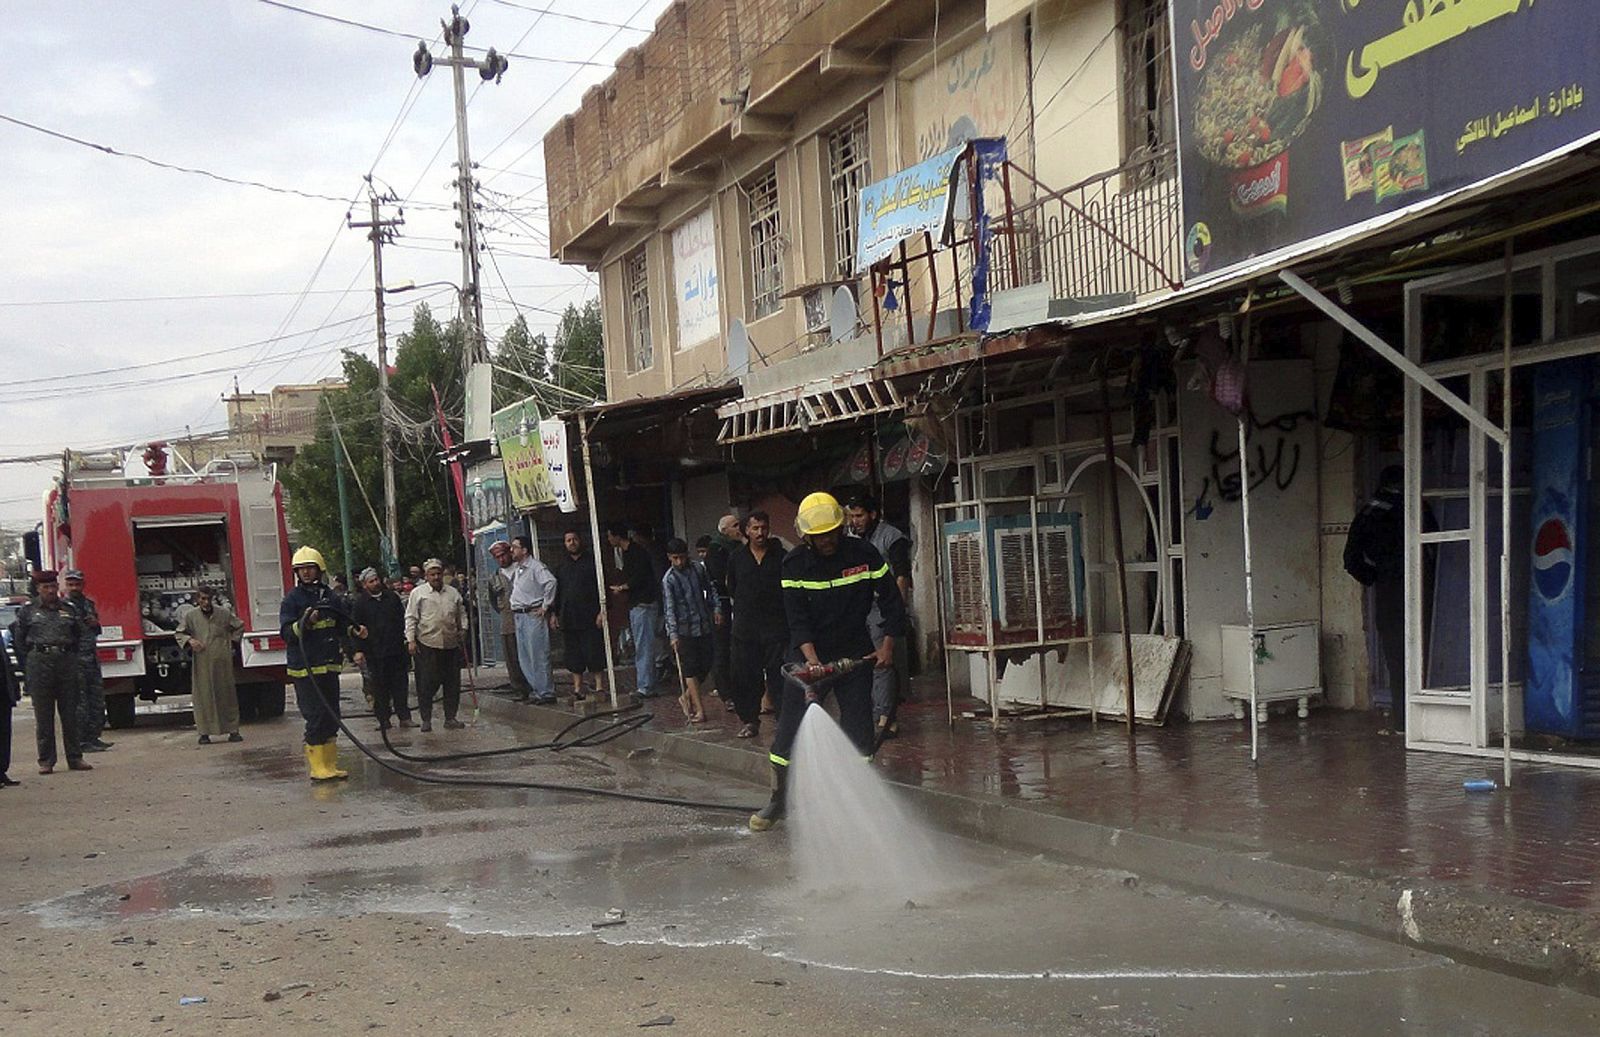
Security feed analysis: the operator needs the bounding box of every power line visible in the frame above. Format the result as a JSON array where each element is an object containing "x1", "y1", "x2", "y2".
[
  {"x1": 475, "y1": 0, "x2": 653, "y2": 171},
  {"x1": 0, "y1": 284, "x2": 554, "y2": 307},
  {"x1": 0, "y1": 313, "x2": 381, "y2": 388},
  {"x1": 259, "y1": 0, "x2": 734, "y2": 71},
  {"x1": 483, "y1": 0, "x2": 937, "y2": 59},
  {"x1": 0, "y1": 336, "x2": 367, "y2": 402},
  {"x1": 177, "y1": 7, "x2": 463, "y2": 439},
  {"x1": 0, "y1": 111, "x2": 355, "y2": 204}
]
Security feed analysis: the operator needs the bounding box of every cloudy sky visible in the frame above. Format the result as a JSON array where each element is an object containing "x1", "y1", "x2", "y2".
[{"x1": 0, "y1": 0, "x2": 666, "y2": 529}]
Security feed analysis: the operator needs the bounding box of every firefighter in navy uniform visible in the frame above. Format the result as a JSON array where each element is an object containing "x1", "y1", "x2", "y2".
[
  {"x1": 749, "y1": 492, "x2": 906, "y2": 832},
  {"x1": 280, "y1": 547, "x2": 366, "y2": 781},
  {"x1": 14, "y1": 570, "x2": 92, "y2": 774}
]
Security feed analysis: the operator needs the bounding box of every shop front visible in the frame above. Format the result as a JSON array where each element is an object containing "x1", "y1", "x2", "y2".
[{"x1": 1400, "y1": 235, "x2": 1600, "y2": 762}]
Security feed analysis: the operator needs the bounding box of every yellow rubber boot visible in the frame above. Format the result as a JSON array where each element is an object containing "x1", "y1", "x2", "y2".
[
  {"x1": 748, "y1": 761, "x2": 788, "y2": 832},
  {"x1": 318, "y1": 741, "x2": 349, "y2": 780},
  {"x1": 305, "y1": 742, "x2": 329, "y2": 781}
]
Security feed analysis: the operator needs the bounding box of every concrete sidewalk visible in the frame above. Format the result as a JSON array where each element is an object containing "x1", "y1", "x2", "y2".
[{"x1": 467, "y1": 663, "x2": 1600, "y2": 994}]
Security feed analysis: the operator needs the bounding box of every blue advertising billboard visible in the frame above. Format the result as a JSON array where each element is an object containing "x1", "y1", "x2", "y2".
[
  {"x1": 1172, "y1": 0, "x2": 1600, "y2": 282},
  {"x1": 1527, "y1": 358, "x2": 1591, "y2": 737}
]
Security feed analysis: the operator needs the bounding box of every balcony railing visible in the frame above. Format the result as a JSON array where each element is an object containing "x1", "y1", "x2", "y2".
[
  {"x1": 236, "y1": 409, "x2": 319, "y2": 438},
  {"x1": 988, "y1": 146, "x2": 1183, "y2": 305}
]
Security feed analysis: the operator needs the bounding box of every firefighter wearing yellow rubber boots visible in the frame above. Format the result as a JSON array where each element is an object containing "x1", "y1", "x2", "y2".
[
  {"x1": 749, "y1": 492, "x2": 906, "y2": 831},
  {"x1": 280, "y1": 547, "x2": 366, "y2": 781}
]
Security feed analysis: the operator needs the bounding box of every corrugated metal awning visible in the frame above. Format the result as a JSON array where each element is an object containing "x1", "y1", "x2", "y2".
[
  {"x1": 564, "y1": 383, "x2": 739, "y2": 438},
  {"x1": 716, "y1": 368, "x2": 902, "y2": 444}
]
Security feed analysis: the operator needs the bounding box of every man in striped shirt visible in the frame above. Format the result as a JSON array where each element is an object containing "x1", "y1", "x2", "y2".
[{"x1": 661, "y1": 537, "x2": 722, "y2": 724}]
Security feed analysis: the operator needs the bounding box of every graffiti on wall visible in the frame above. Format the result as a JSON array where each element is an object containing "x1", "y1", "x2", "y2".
[{"x1": 1189, "y1": 409, "x2": 1316, "y2": 519}]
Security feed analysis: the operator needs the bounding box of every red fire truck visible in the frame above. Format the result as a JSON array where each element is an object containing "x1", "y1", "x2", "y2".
[{"x1": 40, "y1": 457, "x2": 294, "y2": 727}]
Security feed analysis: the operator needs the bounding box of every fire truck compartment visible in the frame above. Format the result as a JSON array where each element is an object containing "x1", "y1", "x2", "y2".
[{"x1": 103, "y1": 514, "x2": 287, "y2": 726}]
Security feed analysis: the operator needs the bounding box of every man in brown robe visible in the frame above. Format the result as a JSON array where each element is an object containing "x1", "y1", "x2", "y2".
[{"x1": 177, "y1": 588, "x2": 245, "y2": 744}]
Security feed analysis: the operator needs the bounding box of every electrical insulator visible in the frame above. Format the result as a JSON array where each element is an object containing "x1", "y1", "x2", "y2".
[
  {"x1": 479, "y1": 49, "x2": 508, "y2": 83},
  {"x1": 412, "y1": 42, "x2": 434, "y2": 78}
]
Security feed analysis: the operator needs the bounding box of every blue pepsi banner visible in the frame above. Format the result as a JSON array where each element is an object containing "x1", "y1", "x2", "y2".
[
  {"x1": 1526, "y1": 358, "x2": 1589, "y2": 737},
  {"x1": 1173, "y1": 1, "x2": 1600, "y2": 282}
]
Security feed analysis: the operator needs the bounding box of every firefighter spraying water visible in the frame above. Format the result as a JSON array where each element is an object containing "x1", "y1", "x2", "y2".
[{"x1": 749, "y1": 492, "x2": 907, "y2": 832}]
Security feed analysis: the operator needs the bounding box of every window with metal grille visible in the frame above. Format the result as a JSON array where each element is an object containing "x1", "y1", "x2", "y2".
[
  {"x1": 826, "y1": 111, "x2": 871, "y2": 279},
  {"x1": 745, "y1": 164, "x2": 783, "y2": 320},
  {"x1": 623, "y1": 246, "x2": 653, "y2": 372},
  {"x1": 1120, "y1": 0, "x2": 1176, "y2": 183}
]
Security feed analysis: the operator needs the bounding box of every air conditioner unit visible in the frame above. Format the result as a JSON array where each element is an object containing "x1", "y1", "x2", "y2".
[{"x1": 942, "y1": 510, "x2": 1086, "y2": 647}]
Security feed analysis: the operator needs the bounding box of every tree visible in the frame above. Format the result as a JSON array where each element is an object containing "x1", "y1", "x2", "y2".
[
  {"x1": 283, "y1": 299, "x2": 603, "y2": 577},
  {"x1": 282, "y1": 304, "x2": 466, "y2": 577},
  {"x1": 491, "y1": 315, "x2": 547, "y2": 413},
  {"x1": 490, "y1": 298, "x2": 604, "y2": 414},
  {"x1": 550, "y1": 298, "x2": 604, "y2": 403}
]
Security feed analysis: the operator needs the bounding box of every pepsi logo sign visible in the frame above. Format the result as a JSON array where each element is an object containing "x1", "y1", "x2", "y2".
[{"x1": 1533, "y1": 517, "x2": 1575, "y2": 602}]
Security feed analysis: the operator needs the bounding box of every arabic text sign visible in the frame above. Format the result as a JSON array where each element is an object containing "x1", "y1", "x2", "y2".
[
  {"x1": 856, "y1": 146, "x2": 963, "y2": 272},
  {"x1": 1175, "y1": 0, "x2": 1600, "y2": 282},
  {"x1": 672, "y1": 206, "x2": 720, "y2": 349},
  {"x1": 491, "y1": 399, "x2": 555, "y2": 511},
  {"x1": 538, "y1": 417, "x2": 577, "y2": 513}
]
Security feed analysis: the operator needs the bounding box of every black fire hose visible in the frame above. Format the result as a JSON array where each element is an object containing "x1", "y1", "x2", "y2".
[
  {"x1": 291, "y1": 605, "x2": 758, "y2": 815},
  {"x1": 377, "y1": 702, "x2": 654, "y2": 763}
]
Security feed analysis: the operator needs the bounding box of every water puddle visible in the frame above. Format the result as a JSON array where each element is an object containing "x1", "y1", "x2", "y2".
[{"x1": 30, "y1": 779, "x2": 1430, "y2": 986}]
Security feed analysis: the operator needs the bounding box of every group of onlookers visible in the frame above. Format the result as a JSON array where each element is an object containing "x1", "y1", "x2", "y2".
[{"x1": 483, "y1": 493, "x2": 914, "y2": 746}]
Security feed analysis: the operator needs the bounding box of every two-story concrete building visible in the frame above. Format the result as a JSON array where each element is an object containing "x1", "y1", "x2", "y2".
[{"x1": 544, "y1": 0, "x2": 1600, "y2": 776}]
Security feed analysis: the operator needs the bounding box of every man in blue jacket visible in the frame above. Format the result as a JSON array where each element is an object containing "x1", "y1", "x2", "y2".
[{"x1": 280, "y1": 546, "x2": 365, "y2": 781}]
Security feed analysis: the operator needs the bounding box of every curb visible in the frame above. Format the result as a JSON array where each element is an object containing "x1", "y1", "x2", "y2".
[{"x1": 475, "y1": 690, "x2": 1600, "y2": 995}]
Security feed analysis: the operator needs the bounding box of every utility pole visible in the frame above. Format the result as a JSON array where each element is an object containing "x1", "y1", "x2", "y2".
[
  {"x1": 332, "y1": 424, "x2": 354, "y2": 588},
  {"x1": 413, "y1": 6, "x2": 508, "y2": 383},
  {"x1": 348, "y1": 182, "x2": 405, "y2": 574}
]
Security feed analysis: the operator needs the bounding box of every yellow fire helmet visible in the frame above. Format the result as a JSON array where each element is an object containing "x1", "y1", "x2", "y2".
[
  {"x1": 291, "y1": 546, "x2": 328, "y2": 572},
  {"x1": 795, "y1": 491, "x2": 845, "y2": 536}
]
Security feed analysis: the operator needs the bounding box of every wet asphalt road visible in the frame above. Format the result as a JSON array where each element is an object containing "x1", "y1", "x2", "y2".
[{"x1": 10, "y1": 697, "x2": 1600, "y2": 1035}]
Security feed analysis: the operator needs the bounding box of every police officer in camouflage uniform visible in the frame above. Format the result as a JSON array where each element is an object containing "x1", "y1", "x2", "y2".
[
  {"x1": 14, "y1": 570, "x2": 93, "y2": 774},
  {"x1": 63, "y1": 569, "x2": 112, "y2": 752}
]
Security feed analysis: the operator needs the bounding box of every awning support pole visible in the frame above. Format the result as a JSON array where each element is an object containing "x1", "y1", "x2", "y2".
[
  {"x1": 1100, "y1": 367, "x2": 1137, "y2": 738},
  {"x1": 579, "y1": 413, "x2": 619, "y2": 708},
  {"x1": 1238, "y1": 316, "x2": 1260, "y2": 765},
  {"x1": 1500, "y1": 242, "x2": 1515, "y2": 787},
  {"x1": 1279, "y1": 271, "x2": 1508, "y2": 446}
]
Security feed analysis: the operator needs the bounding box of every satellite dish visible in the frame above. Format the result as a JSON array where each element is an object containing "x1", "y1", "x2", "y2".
[
  {"x1": 726, "y1": 318, "x2": 750, "y2": 374},
  {"x1": 830, "y1": 286, "x2": 857, "y2": 343}
]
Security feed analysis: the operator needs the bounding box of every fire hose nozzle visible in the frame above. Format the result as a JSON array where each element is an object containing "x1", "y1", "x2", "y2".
[{"x1": 782, "y1": 657, "x2": 870, "y2": 700}]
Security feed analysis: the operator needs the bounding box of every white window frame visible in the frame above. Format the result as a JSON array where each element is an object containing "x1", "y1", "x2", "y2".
[
  {"x1": 745, "y1": 164, "x2": 784, "y2": 320},
  {"x1": 623, "y1": 245, "x2": 653, "y2": 373},
  {"x1": 826, "y1": 111, "x2": 871, "y2": 280}
]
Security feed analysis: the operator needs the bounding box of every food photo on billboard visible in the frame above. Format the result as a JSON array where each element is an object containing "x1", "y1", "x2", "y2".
[{"x1": 1172, "y1": 0, "x2": 1600, "y2": 283}]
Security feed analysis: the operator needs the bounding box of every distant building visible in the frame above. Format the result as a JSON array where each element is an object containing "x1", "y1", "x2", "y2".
[{"x1": 178, "y1": 379, "x2": 346, "y2": 470}]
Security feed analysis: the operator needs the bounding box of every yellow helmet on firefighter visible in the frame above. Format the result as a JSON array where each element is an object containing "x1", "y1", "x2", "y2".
[
  {"x1": 795, "y1": 491, "x2": 845, "y2": 536},
  {"x1": 291, "y1": 546, "x2": 328, "y2": 572}
]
